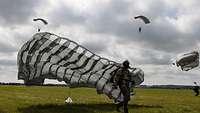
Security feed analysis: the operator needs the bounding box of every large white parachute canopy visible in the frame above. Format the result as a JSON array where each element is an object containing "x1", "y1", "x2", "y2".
[
  {"x1": 174, "y1": 51, "x2": 199, "y2": 71},
  {"x1": 17, "y1": 32, "x2": 144, "y2": 102}
]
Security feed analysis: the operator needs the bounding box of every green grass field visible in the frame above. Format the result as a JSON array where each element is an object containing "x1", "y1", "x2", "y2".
[{"x1": 0, "y1": 85, "x2": 199, "y2": 113}]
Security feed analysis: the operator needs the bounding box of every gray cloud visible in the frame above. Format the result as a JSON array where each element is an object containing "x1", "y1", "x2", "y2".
[
  {"x1": 47, "y1": 0, "x2": 199, "y2": 55},
  {"x1": 82, "y1": 41, "x2": 108, "y2": 54},
  {"x1": 135, "y1": 49, "x2": 172, "y2": 65},
  {"x1": 0, "y1": 59, "x2": 16, "y2": 66},
  {"x1": 0, "y1": 42, "x2": 17, "y2": 53},
  {"x1": 0, "y1": 0, "x2": 43, "y2": 25},
  {"x1": 43, "y1": 0, "x2": 200, "y2": 54},
  {"x1": 0, "y1": 0, "x2": 200, "y2": 85},
  {"x1": 138, "y1": 19, "x2": 200, "y2": 53},
  {"x1": 84, "y1": 1, "x2": 133, "y2": 36},
  {"x1": 49, "y1": 3, "x2": 86, "y2": 27},
  {"x1": 141, "y1": 65, "x2": 200, "y2": 85},
  {"x1": 74, "y1": 0, "x2": 200, "y2": 66}
]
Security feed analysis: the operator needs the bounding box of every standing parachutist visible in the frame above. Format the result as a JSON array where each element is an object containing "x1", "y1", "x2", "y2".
[{"x1": 193, "y1": 82, "x2": 199, "y2": 96}]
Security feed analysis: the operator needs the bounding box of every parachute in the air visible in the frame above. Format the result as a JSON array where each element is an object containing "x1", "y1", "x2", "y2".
[
  {"x1": 174, "y1": 51, "x2": 199, "y2": 71},
  {"x1": 33, "y1": 18, "x2": 48, "y2": 24},
  {"x1": 33, "y1": 18, "x2": 48, "y2": 32},
  {"x1": 134, "y1": 15, "x2": 150, "y2": 32},
  {"x1": 17, "y1": 32, "x2": 144, "y2": 102}
]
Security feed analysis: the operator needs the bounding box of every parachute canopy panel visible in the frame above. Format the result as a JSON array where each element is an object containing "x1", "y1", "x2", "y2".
[
  {"x1": 33, "y1": 18, "x2": 48, "y2": 25},
  {"x1": 134, "y1": 15, "x2": 150, "y2": 24},
  {"x1": 175, "y1": 51, "x2": 199, "y2": 71}
]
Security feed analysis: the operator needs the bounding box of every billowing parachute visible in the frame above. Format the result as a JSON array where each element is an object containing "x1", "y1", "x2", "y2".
[
  {"x1": 17, "y1": 32, "x2": 144, "y2": 102},
  {"x1": 174, "y1": 51, "x2": 199, "y2": 71},
  {"x1": 134, "y1": 15, "x2": 150, "y2": 32}
]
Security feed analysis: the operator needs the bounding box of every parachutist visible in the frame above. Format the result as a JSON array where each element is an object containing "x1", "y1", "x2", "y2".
[
  {"x1": 193, "y1": 82, "x2": 199, "y2": 96},
  {"x1": 134, "y1": 15, "x2": 150, "y2": 33},
  {"x1": 33, "y1": 18, "x2": 48, "y2": 32},
  {"x1": 114, "y1": 60, "x2": 132, "y2": 113},
  {"x1": 139, "y1": 27, "x2": 142, "y2": 32}
]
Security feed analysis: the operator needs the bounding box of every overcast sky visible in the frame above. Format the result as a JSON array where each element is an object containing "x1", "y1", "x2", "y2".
[{"x1": 0, "y1": 0, "x2": 200, "y2": 85}]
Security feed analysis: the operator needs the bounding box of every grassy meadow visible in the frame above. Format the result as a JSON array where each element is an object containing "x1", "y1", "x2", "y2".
[{"x1": 0, "y1": 85, "x2": 199, "y2": 113}]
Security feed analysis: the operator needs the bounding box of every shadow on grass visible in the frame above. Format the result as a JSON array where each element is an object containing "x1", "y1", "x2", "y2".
[
  {"x1": 129, "y1": 104, "x2": 163, "y2": 109},
  {"x1": 18, "y1": 103, "x2": 163, "y2": 113},
  {"x1": 0, "y1": 110, "x2": 5, "y2": 113}
]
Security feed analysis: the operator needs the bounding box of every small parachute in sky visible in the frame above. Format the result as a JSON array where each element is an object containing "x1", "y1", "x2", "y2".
[
  {"x1": 134, "y1": 15, "x2": 150, "y2": 32},
  {"x1": 134, "y1": 16, "x2": 150, "y2": 24},
  {"x1": 174, "y1": 51, "x2": 199, "y2": 71},
  {"x1": 33, "y1": 18, "x2": 48, "y2": 24},
  {"x1": 33, "y1": 18, "x2": 48, "y2": 32}
]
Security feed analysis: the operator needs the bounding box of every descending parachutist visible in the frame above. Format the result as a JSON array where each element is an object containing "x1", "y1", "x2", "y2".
[
  {"x1": 134, "y1": 15, "x2": 150, "y2": 33},
  {"x1": 33, "y1": 18, "x2": 48, "y2": 32},
  {"x1": 139, "y1": 27, "x2": 142, "y2": 32}
]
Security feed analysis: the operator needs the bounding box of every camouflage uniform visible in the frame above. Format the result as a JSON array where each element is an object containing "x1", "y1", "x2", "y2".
[
  {"x1": 193, "y1": 86, "x2": 199, "y2": 96},
  {"x1": 114, "y1": 62, "x2": 131, "y2": 113}
]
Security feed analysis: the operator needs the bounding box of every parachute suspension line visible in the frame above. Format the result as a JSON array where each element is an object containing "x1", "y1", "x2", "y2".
[
  {"x1": 65, "y1": 85, "x2": 73, "y2": 104},
  {"x1": 68, "y1": 86, "x2": 71, "y2": 97}
]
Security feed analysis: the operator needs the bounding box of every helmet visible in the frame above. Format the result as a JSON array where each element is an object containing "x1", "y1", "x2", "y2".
[{"x1": 123, "y1": 60, "x2": 130, "y2": 68}]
